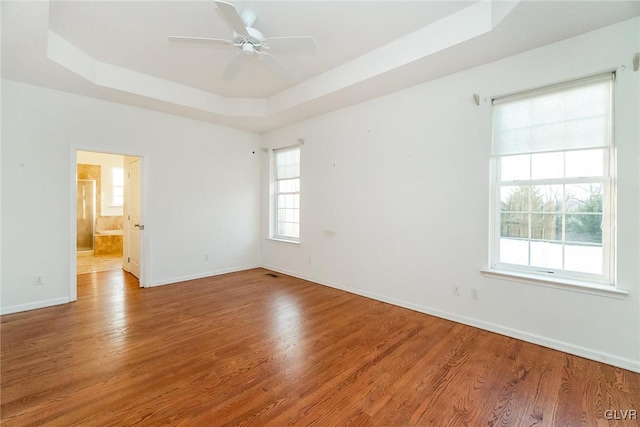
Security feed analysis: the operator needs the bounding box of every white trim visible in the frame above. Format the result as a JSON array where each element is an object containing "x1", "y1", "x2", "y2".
[
  {"x1": 266, "y1": 237, "x2": 301, "y2": 245},
  {"x1": 1, "y1": 298, "x2": 70, "y2": 315},
  {"x1": 261, "y1": 264, "x2": 639, "y2": 373},
  {"x1": 147, "y1": 265, "x2": 260, "y2": 288},
  {"x1": 481, "y1": 268, "x2": 628, "y2": 298},
  {"x1": 69, "y1": 146, "x2": 78, "y2": 302}
]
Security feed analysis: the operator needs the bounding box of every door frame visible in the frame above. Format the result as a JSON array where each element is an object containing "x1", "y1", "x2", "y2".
[{"x1": 69, "y1": 147, "x2": 148, "y2": 302}]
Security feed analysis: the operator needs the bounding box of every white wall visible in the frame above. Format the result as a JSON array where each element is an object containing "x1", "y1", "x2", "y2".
[
  {"x1": 1, "y1": 80, "x2": 261, "y2": 313},
  {"x1": 76, "y1": 151, "x2": 124, "y2": 217},
  {"x1": 261, "y1": 18, "x2": 640, "y2": 372}
]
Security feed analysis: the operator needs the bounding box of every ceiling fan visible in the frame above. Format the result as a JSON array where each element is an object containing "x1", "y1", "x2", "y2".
[{"x1": 168, "y1": 0, "x2": 316, "y2": 81}]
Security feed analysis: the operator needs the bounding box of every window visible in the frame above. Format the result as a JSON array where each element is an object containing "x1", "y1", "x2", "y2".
[
  {"x1": 112, "y1": 167, "x2": 124, "y2": 207},
  {"x1": 273, "y1": 145, "x2": 300, "y2": 241},
  {"x1": 490, "y1": 73, "x2": 614, "y2": 285}
]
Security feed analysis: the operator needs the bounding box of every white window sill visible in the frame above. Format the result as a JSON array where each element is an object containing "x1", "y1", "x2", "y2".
[
  {"x1": 267, "y1": 237, "x2": 300, "y2": 245},
  {"x1": 481, "y1": 268, "x2": 629, "y2": 299}
]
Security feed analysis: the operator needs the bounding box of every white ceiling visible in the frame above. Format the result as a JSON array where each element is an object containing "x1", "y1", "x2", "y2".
[{"x1": 2, "y1": 1, "x2": 640, "y2": 133}]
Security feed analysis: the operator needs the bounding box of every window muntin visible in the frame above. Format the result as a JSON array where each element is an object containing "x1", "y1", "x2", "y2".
[
  {"x1": 273, "y1": 146, "x2": 300, "y2": 241},
  {"x1": 491, "y1": 74, "x2": 614, "y2": 284}
]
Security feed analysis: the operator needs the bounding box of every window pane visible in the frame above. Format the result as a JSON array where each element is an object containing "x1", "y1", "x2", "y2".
[
  {"x1": 565, "y1": 244, "x2": 602, "y2": 275},
  {"x1": 530, "y1": 241, "x2": 563, "y2": 270},
  {"x1": 565, "y1": 184, "x2": 602, "y2": 213},
  {"x1": 277, "y1": 165, "x2": 300, "y2": 179},
  {"x1": 277, "y1": 178, "x2": 300, "y2": 193},
  {"x1": 501, "y1": 213, "x2": 529, "y2": 238},
  {"x1": 501, "y1": 155, "x2": 530, "y2": 181},
  {"x1": 112, "y1": 168, "x2": 124, "y2": 186},
  {"x1": 275, "y1": 148, "x2": 300, "y2": 179},
  {"x1": 501, "y1": 186, "x2": 530, "y2": 212},
  {"x1": 566, "y1": 214, "x2": 602, "y2": 243},
  {"x1": 499, "y1": 238, "x2": 529, "y2": 266},
  {"x1": 531, "y1": 152, "x2": 564, "y2": 179},
  {"x1": 286, "y1": 222, "x2": 299, "y2": 237},
  {"x1": 566, "y1": 149, "x2": 603, "y2": 178},
  {"x1": 531, "y1": 214, "x2": 561, "y2": 241},
  {"x1": 531, "y1": 185, "x2": 562, "y2": 213}
]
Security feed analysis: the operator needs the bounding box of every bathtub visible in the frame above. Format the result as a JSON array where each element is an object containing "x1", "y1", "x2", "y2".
[
  {"x1": 95, "y1": 230, "x2": 123, "y2": 236},
  {"x1": 94, "y1": 230, "x2": 123, "y2": 255}
]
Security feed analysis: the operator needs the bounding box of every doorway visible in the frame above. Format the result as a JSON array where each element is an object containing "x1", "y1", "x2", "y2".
[{"x1": 73, "y1": 150, "x2": 143, "y2": 292}]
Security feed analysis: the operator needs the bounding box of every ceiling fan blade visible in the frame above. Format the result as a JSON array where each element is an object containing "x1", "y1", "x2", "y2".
[
  {"x1": 258, "y1": 53, "x2": 296, "y2": 81},
  {"x1": 214, "y1": 1, "x2": 249, "y2": 38},
  {"x1": 222, "y1": 54, "x2": 246, "y2": 79},
  {"x1": 264, "y1": 36, "x2": 316, "y2": 56},
  {"x1": 168, "y1": 36, "x2": 234, "y2": 48}
]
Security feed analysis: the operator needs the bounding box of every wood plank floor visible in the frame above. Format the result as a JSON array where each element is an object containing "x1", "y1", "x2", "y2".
[{"x1": 2, "y1": 268, "x2": 639, "y2": 426}]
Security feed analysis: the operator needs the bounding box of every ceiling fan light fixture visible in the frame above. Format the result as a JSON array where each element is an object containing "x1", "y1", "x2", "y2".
[{"x1": 242, "y1": 43, "x2": 254, "y2": 55}]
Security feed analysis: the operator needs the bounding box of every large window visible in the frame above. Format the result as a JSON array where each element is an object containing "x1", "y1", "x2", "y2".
[
  {"x1": 490, "y1": 73, "x2": 614, "y2": 284},
  {"x1": 273, "y1": 145, "x2": 300, "y2": 241}
]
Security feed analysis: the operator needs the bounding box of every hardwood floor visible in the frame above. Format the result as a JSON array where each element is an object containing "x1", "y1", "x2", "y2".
[{"x1": 2, "y1": 268, "x2": 639, "y2": 426}]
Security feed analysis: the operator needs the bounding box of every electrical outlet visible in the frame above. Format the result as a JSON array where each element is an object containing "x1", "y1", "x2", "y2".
[
  {"x1": 452, "y1": 285, "x2": 461, "y2": 296},
  {"x1": 471, "y1": 288, "x2": 479, "y2": 300},
  {"x1": 204, "y1": 254, "x2": 209, "y2": 261},
  {"x1": 35, "y1": 276, "x2": 44, "y2": 286}
]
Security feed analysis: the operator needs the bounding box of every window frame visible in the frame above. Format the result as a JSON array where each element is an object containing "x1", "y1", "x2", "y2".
[
  {"x1": 271, "y1": 144, "x2": 301, "y2": 243},
  {"x1": 488, "y1": 73, "x2": 616, "y2": 287}
]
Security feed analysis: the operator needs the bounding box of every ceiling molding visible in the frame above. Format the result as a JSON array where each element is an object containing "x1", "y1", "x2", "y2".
[
  {"x1": 47, "y1": 30, "x2": 267, "y2": 117},
  {"x1": 45, "y1": 0, "x2": 519, "y2": 120}
]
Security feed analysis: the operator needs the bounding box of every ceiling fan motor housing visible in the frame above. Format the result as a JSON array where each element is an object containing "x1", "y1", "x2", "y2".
[{"x1": 233, "y1": 26, "x2": 264, "y2": 52}]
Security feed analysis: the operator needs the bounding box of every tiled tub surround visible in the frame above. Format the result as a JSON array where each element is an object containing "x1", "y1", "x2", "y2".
[
  {"x1": 94, "y1": 216, "x2": 123, "y2": 255},
  {"x1": 94, "y1": 231, "x2": 123, "y2": 256}
]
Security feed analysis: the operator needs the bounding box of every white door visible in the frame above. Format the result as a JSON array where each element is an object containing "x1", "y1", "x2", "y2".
[{"x1": 125, "y1": 157, "x2": 142, "y2": 281}]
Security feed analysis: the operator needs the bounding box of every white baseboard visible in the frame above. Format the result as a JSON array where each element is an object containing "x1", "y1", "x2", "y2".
[
  {"x1": 148, "y1": 265, "x2": 261, "y2": 288},
  {"x1": 1, "y1": 297, "x2": 70, "y2": 315},
  {"x1": 261, "y1": 264, "x2": 640, "y2": 374}
]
